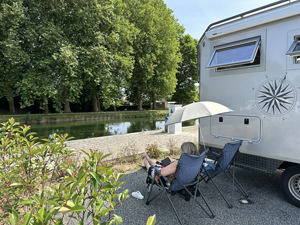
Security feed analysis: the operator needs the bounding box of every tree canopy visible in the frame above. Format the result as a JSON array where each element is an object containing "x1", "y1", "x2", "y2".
[
  {"x1": 124, "y1": 0, "x2": 182, "y2": 110},
  {"x1": 172, "y1": 34, "x2": 199, "y2": 105},
  {"x1": 0, "y1": 0, "x2": 199, "y2": 114},
  {"x1": 0, "y1": 0, "x2": 28, "y2": 114},
  {"x1": 17, "y1": 0, "x2": 137, "y2": 113}
]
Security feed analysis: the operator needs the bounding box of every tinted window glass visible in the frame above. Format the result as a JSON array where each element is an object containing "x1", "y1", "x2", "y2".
[{"x1": 206, "y1": 37, "x2": 261, "y2": 69}]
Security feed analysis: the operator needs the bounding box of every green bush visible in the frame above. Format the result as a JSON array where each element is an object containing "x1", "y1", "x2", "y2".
[
  {"x1": 0, "y1": 118, "x2": 129, "y2": 225},
  {"x1": 145, "y1": 143, "x2": 162, "y2": 159}
]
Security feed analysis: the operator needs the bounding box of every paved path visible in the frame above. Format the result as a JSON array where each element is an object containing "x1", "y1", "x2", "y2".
[{"x1": 66, "y1": 126, "x2": 198, "y2": 160}]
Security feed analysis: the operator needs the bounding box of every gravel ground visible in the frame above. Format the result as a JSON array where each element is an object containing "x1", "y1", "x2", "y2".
[
  {"x1": 64, "y1": 127, "x2": 299, "y2": 225},
  {"x1": 115, "y1": 168, "x2": 300, "y2": 225},
  {"x1": 66, "y1": 126, "x2": 198, "y2": 161}
]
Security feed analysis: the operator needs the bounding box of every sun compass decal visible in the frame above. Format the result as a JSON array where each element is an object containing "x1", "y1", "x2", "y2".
[{"x1": 256, "y1": 76, "x2": 296, "y2": 116}]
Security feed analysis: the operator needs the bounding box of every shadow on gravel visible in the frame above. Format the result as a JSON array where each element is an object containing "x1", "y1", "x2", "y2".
[{"x1": 115, "y1": 168, "x2": 300, "y2": 225}]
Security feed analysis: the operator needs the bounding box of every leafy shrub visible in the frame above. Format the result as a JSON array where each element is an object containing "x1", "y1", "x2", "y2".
[
  {"x1": 0, "y1": 118, "x2": 128, "y2": 225},
  {"x1": 145, "y1": 143, "x2": 162, "y2": 158}
]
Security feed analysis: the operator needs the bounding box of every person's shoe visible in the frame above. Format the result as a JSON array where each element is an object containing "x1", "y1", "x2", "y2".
[{"x1": 132, "y1": 191, "x2": 144, "y2": 199}]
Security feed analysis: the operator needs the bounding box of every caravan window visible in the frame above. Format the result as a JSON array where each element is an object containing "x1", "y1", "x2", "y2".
[
  {"x1": 206, "y1": 37, "x2": 261, "y2": 70},
  {"x1": 286, "y1": 37, "x2": 300, "y2": 64},
  {"x1": 286, "y1": 38, "x2": 300, "y2": 56}
]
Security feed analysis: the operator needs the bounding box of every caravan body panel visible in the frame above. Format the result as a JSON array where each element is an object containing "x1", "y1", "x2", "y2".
[{"x1": 199, "y1": 1, "x2": 300, "y2": 164}]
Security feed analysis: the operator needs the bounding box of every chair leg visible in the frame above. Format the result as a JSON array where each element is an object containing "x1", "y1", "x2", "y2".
[
  {"x1": 145, "y1": 178, "x2": 155, "y2": 205},
  {"x1": 147, "y1": 176, "x2": 184, "y2": 225},
  {"x1": 146, "y1": 176, "x2": 163, "y2": 205},
  {"x1": 145, "y1": 182, "x2": 164, "y2": 205},
  {"x1": 225, "y1": 170, "x2": 249, "y2": 198},
  {"x1": 165, "y1": 190, "x2": 184, "y2": 225},
  {"x1": 188, "y1": 185, "x2": 199, "y2": 225},
  {"x1": 206, "y1": 175, "x2": 233, "y2": 208},
  {"x1": 191, "y1": 184, "x2": 215, "y2": 219},
  {"x1": 175, "y1": 183, "x2": 215, "y2": 222}
]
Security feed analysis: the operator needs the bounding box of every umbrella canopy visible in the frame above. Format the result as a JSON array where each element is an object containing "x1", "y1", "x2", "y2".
[{"x1": 165, "y1": 101, "x2": 233, "y2": 125}]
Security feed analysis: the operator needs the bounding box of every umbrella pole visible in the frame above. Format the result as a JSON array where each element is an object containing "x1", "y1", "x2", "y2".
[
  {"x1": 198, "y1": 119, "x2": 206, "y2": 153},
  {"x1": 198, "y1": 118, "x2": 201, "y2": 152}
]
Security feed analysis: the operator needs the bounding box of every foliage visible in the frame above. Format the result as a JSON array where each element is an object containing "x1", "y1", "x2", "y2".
[
  {"x1": 0, "y1": 0, "x2": 29, "y2": 114},
  {"x1": 172, "y1": 34, "x2": 199, "y2": 104},
  {"x1": 145, "y1": 143, "x2": 163, "y2": 159},
  {"x1": 0, "y1": 118, "x2": 128, "y2": 224},
  {"x1": 147, "y1": 215, "x2": 156, "y2": 225},
  {"x1": 124, "y1": 0, "x2": 182, "y2": 110},
  {"x1": 0, "y1": 0, "x2": 195, "y2": 114},
  {"x1": 16, "y1": 0, "x2": 137, "y2": 113}
]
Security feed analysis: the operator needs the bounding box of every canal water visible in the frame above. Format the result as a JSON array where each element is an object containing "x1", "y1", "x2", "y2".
[{"x1": 29, "y1": 118, "x2": 197, "y2": 141}]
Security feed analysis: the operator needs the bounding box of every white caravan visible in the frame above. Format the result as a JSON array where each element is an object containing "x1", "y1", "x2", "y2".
[{"x1": 198, "y1": 0, "x2": 300, "y2": 207}]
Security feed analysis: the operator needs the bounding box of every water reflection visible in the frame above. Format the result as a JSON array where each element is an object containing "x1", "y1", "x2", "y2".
[
  {"x1": 29, "y1": 118, "x2": 197, "y2": 141},
  {"x1": 29, "y1": 118, "x2": 170, "y2": 141}
]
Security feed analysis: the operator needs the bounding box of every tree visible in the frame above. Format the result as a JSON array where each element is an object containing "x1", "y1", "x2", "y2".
[
  {"x1": 125, "y1": 0, "x2": 182, "y2": 110},
  {"x1": 172, "y1": 34, "x2": 199, "y2": 105},
  {"x1": 18, "y1": 0, "x2": 136, "y2": 113},
  {"x1": 79, "y1": 0, "x2": 137, "y2": 112},
  {"x1": 18, "y1": 0, "x2": 80, "y2": 113},
  {"x1": 147, "y1": 8, "x2": 184, "y2": 110},
  {"x1": 0, "y1": 0, "x2": 28, "y2": 114}
]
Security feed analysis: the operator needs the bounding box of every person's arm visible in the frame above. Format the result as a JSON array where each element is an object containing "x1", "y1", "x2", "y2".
[{"x1": 160, "y1": 161, "x2": 178, "y2": 176}]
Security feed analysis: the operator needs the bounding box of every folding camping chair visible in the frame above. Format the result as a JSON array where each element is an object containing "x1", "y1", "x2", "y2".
[
  {"x1": 200, "y1": 140, "x2": 249, "y2": 208},
  {"x1": 145, "y1": 150, "x2": 214, "y2": 225}
]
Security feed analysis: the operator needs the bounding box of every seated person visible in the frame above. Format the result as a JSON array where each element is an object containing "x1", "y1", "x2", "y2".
[{"x1": 144, "y1": 142, "x2": 200, "y2": 184}]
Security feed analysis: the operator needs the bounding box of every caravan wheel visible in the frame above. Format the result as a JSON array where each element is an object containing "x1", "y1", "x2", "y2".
[{"x1": 280, "y1": 165, "x2": 300, "y2": 207}]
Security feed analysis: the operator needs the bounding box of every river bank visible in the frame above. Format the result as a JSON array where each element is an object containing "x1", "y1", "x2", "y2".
[{"x1": 0, "y1": 110, "x2": 168, "y2": 124}]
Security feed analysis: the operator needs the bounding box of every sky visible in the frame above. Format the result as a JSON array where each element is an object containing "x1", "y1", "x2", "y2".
[{"x1": 163, "y1": 0, "x2": 277, "y2": 40}]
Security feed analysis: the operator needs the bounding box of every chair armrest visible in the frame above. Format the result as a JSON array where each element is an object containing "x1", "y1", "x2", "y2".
[
  {"x1": 151, "y1": 165, "x2": 162, "y2": 176},
  {"x1": 209, "y1": 151, "x2": 221, "y2": 164},
  {"x1": 203, "y1": 161, "x2": 217, "y2": 172},
  {"x1": 211, "y1": 151, "x2": 220, "y2": 157}
]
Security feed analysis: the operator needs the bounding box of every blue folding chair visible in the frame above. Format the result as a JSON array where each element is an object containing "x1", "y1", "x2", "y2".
[
  {"x1": 145, "y1": 150, "x2": 214, "y2": 225},
  {"x1": 201, "y1": 140, "x2": 249, "y2": 208}
]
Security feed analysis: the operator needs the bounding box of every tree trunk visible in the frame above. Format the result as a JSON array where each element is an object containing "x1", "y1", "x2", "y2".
[
  {"x1": 152, "y1": 93, "x2": 156, "y2": 110},
  {"x1": 43, "y1": 96, "x2": 49, "y2": 114},
  {"x1": 177, "y1": 96, "x2": 183, "y2": 105},
  {"x1": 92, "y1": 94, "x2": 101, "y2": 112},
  {"x1": 8, "y1": 99, "x2": 15, "y2": 115},
  {"x1": 135, "y1": 87, "x2": 143, "y2": 110},
  {"x1": 98, "y1": 101, "x2": 101, "y2": 111},
  {"x1": 64, "y1": 99, "x2": 71, "y2": 113},
  {"x1": 43, "y1": 103, "x2": 49, "y2": 114}
]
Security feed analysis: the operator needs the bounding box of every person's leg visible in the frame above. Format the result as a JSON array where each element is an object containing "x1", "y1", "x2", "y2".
[
  {"x1": 144, "y1": 155, "x2": 156, "y2": 171},
  {"x1": 145, "y1": 155, "x2": 155, "y2": 165},
  {"x1": 144, "y1": 157, "x2": 151, "y2": 171}
]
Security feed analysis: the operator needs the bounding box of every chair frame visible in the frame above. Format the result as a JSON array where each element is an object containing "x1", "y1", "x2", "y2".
[
  {"x1": 200, "y1": 140, "x2": 249, "y2": 208},
  {"x1": 145, "y1": 152, "x2": 214, "y2": 225}
]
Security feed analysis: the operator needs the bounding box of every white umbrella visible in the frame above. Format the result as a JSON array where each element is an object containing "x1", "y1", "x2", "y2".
[{"x1": 165, "y1": 101, "x2": 233, "y2": 125}]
